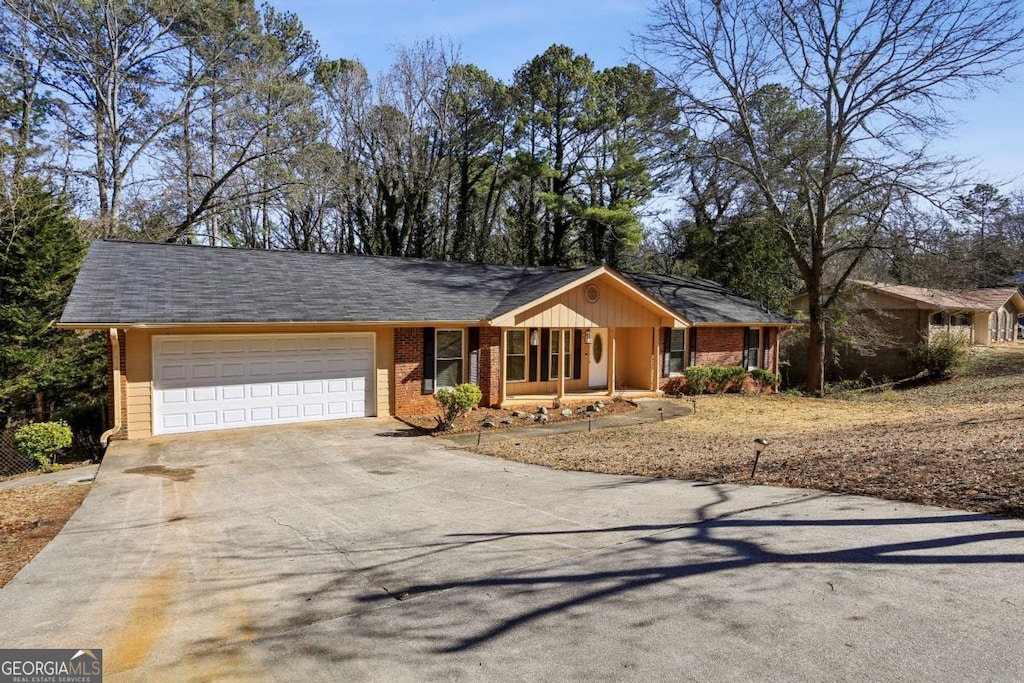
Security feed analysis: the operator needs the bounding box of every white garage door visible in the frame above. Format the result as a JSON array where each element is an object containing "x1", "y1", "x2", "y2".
[{"x1": 153, "y1": 333, "x2": 374, "y2": 435}]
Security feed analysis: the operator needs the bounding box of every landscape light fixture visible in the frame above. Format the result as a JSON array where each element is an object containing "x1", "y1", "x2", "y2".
[{"x1": 750, "y1": 438, "x2": 769, "y2": 478}]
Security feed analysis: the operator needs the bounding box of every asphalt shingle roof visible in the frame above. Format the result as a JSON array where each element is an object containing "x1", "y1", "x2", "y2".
[
  {"x1": 61, "y1": 241, "x2": 600, "y2": 325},
  {"x1": 61, "y1": 240, "x2": 792, "y2": 327},
  {"x1": 851, "y1": 280, "x2": 1020, "y2": 312},
  {"x1": 621, "y1": 272, "x2": 794, "y2": 325}
]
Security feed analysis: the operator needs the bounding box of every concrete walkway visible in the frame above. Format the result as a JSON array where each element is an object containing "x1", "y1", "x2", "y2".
[
  {"x1": 0, "y1": 463, "x2": 99, "y2": 490},
  {"x1": 0, "y1": 419, "x2": 1022, "y2": 681},
  {"x1": 439, "y1": 397, "x2": 690, "y2": 447}
]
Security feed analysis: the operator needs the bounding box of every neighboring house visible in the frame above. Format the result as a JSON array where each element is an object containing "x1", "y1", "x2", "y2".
[
  {"x1": 60, "y1": 241, "x2": 794, "y2": 439},
  {"x1": 788, "y1": 280, "x2": 1024, "y2": 381}
]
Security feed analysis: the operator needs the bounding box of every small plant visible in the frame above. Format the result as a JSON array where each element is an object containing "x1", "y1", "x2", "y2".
[
  {"x1": 750, "y1": 368, "x2": 780, "y2": 390},
  {"x1": 915, "y1": 331, "x2": 970, "y2": 379},
  {"x1": 433, "y1": 383, "x2": 483, "y2": 431},
  {"x1": 683, "y1": 366, "x2": 713, "y2": 394},
  {"x1": 13, "y1": 421, "x2": 73, "y2": 472}
]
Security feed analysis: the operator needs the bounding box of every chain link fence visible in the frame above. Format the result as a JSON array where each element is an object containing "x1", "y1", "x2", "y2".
[
  {"x1": 0, "y1": 427, "x2": 35, "y2": 477},
  {"x1": 0, "y1": 400, "x2": 108, "y2": 480}
]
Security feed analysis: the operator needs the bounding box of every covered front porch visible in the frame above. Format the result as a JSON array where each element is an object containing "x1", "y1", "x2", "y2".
[
  {"x1": 498, "y1": 326, "x2": 667, "y2": 406},
  {"x1": 485, "y1": 269, "x2": 688, "y2": 407}
]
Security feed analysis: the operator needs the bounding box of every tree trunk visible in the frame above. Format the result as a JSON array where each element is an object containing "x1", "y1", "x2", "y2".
[{"x1": 804, "y1": 293, "x2": 826, "y2": 396}]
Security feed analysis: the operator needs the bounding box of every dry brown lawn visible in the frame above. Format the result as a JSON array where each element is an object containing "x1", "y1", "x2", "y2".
[
  {"x1": 0, "y1": 483, "x2": 90, "y2": 588},
  {"x1": 476, "y1": 347, "x2": 1024, "y2": 517}
]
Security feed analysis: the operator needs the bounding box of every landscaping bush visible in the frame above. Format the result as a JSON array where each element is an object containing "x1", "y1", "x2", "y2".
[
  {"x1": 915, "y1": 331, "x2": 970, "y2": 379},
  {"x1": 750, "y1": 368, "x2": 780, "y2": 391},
  {"x1": 683, "y1": 365, "x2": 747, "y2": 394},
  {"x1": 433, "y1": 384, "x2": 483, "y2": 431},
  {"x1": 13, "y1": 421, "x2": 72, "y2": 472}
]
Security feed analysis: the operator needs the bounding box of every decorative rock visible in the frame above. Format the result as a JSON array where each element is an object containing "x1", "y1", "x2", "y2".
[
  {"x1": 586, "y1": 404, "x2": 597, "y2": 412},
  {"x1": 481, "y1": 420, "x2": 496, "y2": 429},
  {"x1": 512, "y1": 410, "x2": 527, "y2": 418},
  {"x1": 538, "y1": 414, "x2": 549, "y2": 424},
  {"x1": 538, "y1": 406, "x2": 548, "y2": 415},
  {"x1": 500, "y1": 417, "x2": 514, "y2": 425},
  {"x1": 595, "y1": 401, "x2": 605, "y2": 409},
  {"x1": 526, "y1": 414, "x2": 537, "y2": 422},
  {"x1": 561, "y1": 408, "x2": 573, "y2": 418}
]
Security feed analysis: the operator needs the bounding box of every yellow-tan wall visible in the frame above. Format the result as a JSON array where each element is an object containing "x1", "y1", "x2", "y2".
[
  {"x1": 499, "y1": 275, "x2": 668, "y2": 329},
  {"x1": 122, "y1": 325, "x2": 394, "y2": 439},
  {"x1": 616, "y1": 327, "x2": 655, "y2": 389}
]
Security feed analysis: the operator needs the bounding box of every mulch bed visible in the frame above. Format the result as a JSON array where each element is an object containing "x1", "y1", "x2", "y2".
[
  {"x1": 0, "y1": 483, "x2": 91, "y2": 588},
  {"x1": 399, "y1": 398, "x2": 639, "y2": 435}
]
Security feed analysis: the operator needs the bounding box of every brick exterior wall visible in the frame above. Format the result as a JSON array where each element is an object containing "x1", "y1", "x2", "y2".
[
  {"x1": 694, "y1": 327, "x2": 745, "y2": 367},
  {"x1": 394, "y1": 326, "x2": 504, "y2": 416},
  {"x1": 477, "y1": 327, "x2": 502, "y2": 408},
  {"x1": 658, "y1": 325, "x2": 780, "y2": 394},
  {"x1": 107, "y1": 329, "x2": 128, "y2": 441},
  {"x1": 393, "y1": 327, "x2": 438, "y2": 416}
]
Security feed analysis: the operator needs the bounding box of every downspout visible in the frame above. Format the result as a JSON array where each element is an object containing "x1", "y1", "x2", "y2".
[{"x1": 99, "y1": 329, "x2": 122, "y2": 445}]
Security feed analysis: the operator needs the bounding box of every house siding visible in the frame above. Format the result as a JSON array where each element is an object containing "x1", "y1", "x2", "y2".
[
  {"x1": 107, "y1": 329, "x2": 129, "y2": 441},
  {"x1": 114, "y1": 325, "x2": 393, "y2": 439}
]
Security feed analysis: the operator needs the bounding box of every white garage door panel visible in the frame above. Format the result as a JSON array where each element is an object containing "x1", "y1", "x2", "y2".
[{"x1": 153, "y1": 334, "x2": 375, "y2": 435}]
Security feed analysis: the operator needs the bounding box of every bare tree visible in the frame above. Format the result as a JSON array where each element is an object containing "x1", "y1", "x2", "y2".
[{"x1": 639, "y1": 0, "x2": 1024, "y2": 394}]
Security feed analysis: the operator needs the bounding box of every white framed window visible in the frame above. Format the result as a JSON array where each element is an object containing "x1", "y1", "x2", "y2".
[
  {"x1": 563, "y1": 329, "x2": 572, "y2": 378},
  {"x1": 668, "y1": 329, "x2": 686, "y2": 375},
  {"x1": 549, "y1": 329, "x2": 560, "y2": 380},
  {"x1": 436, "y1": 329, "x2": 464, "y2": 388},
  {"x1": 744, "y1": 328, "x2": 762, "y2": 370},
  {"x1": 506, "y1": 330, "x2": 526, "y2": 382}
]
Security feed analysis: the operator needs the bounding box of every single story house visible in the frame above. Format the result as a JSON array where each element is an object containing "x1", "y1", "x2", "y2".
[
  {"x1": 788, "y1": 280, "x2": 1024, "y2": 381},
  {"x1": 60, "y1": 241, "x2": 794, "y2": 439}
]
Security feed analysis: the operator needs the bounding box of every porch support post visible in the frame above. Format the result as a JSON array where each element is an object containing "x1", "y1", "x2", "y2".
[
  {"x1": 607, "y1": 327, "x2": 617, "y2": 397},
  {"x1": 651, "y1": 326, "x2": 658, "y2": 391},
  {"x1": 557, "y1": 329, "x2": 565, "y2": 401},
  {"x1": 499, "y1": 329, "x2": 507, "y2": 406}
]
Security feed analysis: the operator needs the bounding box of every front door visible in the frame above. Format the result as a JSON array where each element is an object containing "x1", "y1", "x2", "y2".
[{"x1": 588, "y1": 328, "x2": 608, "y2": 388}]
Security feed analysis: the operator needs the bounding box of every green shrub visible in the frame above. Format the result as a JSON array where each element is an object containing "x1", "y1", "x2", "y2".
[
  {"x1": 915, "y1": 331, "x2": 970, "y2": 378},
  {"x1": 683, "y1": 365, "x2": 747, "y2": 394},
  {"x1": 13, "y1": 421, "x2": 72, "y2": 472},
  {"x1": 750, "y1": 368, "x2": 779, "y2": 390},
  {"x1": 433, "y1": 384, "x2": 483, "y2": 431}
]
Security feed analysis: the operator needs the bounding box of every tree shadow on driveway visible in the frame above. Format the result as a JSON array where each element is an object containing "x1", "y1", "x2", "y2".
[{"x1": 351, "y1": 486, "x2": 1024, "y2": 653}]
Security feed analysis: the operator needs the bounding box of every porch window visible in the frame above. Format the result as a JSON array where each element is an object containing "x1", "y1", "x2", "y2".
[
  {"x1": 564, "y1": 330, "x2": 573, "y2": 378},
  {"x1": 549, "y1": 330, "x2": 560, "y2": 379},
  {"x1": 744, "y1": 328, "x2": 762, "y2": 370},
  {"x1": 930, "y1": 312, "x2": 946, "y2": 326},
  {"x1": 436, "y1": 330, "x2": 464, "y2": 388},
  {"x1": 667, "y1": 329, "x2": 686, "y2": 375},
  {"x1": 506, "y1": 330, "x2": 526, "y2": 382},
  {"x1": 689, "y1": 328, "x2": 697, "y2": 367},
  {"x1": 549, "y1": 329, "x2": 576, "y2": 379}
]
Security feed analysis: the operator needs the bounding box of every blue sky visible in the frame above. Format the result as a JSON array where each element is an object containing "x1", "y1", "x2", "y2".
[{"x1": 287, "y1": 0, "x2": 1023, "y2": 190}]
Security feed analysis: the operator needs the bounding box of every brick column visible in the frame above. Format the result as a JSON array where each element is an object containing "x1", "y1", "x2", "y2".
[{"x1": 477, "y1": 327, "x2": 502, "y2": 408}]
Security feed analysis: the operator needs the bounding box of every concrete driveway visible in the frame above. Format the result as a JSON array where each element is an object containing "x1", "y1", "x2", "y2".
[{"x1": 1, "y1": 419, "x2": 1023, "y2": 682}]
